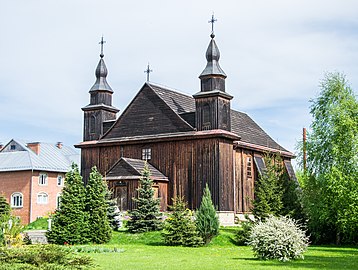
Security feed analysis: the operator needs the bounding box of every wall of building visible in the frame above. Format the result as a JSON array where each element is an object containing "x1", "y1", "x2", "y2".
[{"x1": 0, "y1": 170, "x2": 64, "y2": 224}]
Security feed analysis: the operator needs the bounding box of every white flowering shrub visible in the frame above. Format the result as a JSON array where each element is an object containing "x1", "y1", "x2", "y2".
[{"x1": 248, "y1": 215, "x2": 309, "y2": 261}]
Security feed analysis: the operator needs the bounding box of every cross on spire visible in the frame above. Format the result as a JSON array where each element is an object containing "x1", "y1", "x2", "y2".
[
  {"x1": 99, "y1": 36, "x2": 106, "y2": 58},
  {"x1": 208, "y1": 13, "x2": 217, "y2": 38},
  {"x1": 144, "y1": 63, "x2": 153, "y2": 81}
]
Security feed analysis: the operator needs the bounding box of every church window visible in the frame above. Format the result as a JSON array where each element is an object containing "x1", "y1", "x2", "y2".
[
  {"x1": 142, "y1": 148, "x2": 152, "y2": 160},
  {"x1": 11, "y1": 192, "x2": 23, "y2": 208},
  {"x1": 222, "y1": 104, "x2": 228, "y2": 126},
  {"x1": 202, "y1": 103, "x2": 211, "y2": 130},
  {"x1": 37, "y1": 192, "x2": 48, "y2": 204},
  {"x1": 39, "y1": 173, "x2": 48, "y2": 186},
  {"x1": 247, "y1": 156, "x2": 252, "y2": 178},
  {"x1": 90, "y1": 115, "x2": 96, "y2": 134},
  {"x1": 10, "y1": 145, "x2": 16, "y2": 150}
]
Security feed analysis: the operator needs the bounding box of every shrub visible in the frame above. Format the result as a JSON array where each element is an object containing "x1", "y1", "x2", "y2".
[
  {"x1": 0, "y1": 194, "x2": 10, "y2": 218},
  {"x1": 0, "y1": 215, "x2": 23, "y2": 247},
  {"x1": 0, "y1": 244, "x2": 93, "y2": 269},
  {"x1": 162, "y1": 196, "x2": 203, "y2": 247},
  {"x1": 196, "y1": 184, "x2": 219, "y2": 245},
  {"x1": 235, "y1": 220, "x2": 253, "y2": 246},
  {"x1": 247, "y1": 215, "x2": 309, "y2": 261}
]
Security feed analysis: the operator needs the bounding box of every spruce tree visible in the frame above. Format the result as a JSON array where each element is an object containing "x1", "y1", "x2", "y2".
[
  {"x1": 0, "y1": 194, "x2": 10, "y2": 218},
  {"x1": 85, "y1": 167, "x2": 112, "y2": 243},
  {"x1": 252, "y1": 154, "x2": 284, "y2": 220},
  {"x1": 127, "y1": 162, "x2": 162, "y2": 233},
  {"x1": 162, "y1": 196, "x2": 203, "y2": 247},
  {"x1": 47, "y1": 164, "x2": 90, "y2": 245},
  {"x1": 105, "y1": 189, "x2": 121, "y2": 230},
  {"x1": 196, "y1": 184, "x2": 219, "y2": 244}
]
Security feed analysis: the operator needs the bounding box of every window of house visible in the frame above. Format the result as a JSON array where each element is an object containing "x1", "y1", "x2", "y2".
[
  {"x1": 247, "y1": 156, "x2": 252, "y2": 178},
  {"x1": 57, "y1": 174, "x2": 64, "y2": 186},
  {"x1": 11, "y1": 192, "x2": 23, "y2": 208},
  {"x1": 37, "y1": 192, "x2": 48, "y2": 204},
  {"x1": 38, "y1": 173, "x2": 48, "y2": 186},
  {"x1": 56, "y1": 193, "x2": 61, "y2": 209},
  {"x1": 142, "y1": 148, "x2": 152, "y2": 160},
  {"x1": 10, "y1": 145, "x2": 16, "y2": 150}
]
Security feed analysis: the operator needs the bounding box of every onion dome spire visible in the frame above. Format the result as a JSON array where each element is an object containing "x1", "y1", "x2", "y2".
[
  {"x1": 90, "y1": 36, "x2": 113, "y2": 92},
  {"x1": 199, "y1": 14, "x2": 226, "y2": 79}
]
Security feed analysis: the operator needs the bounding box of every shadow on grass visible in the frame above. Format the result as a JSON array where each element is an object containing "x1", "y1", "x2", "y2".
[{"x1": 232, "y1": 253, "x2": 358, "y2": 270}]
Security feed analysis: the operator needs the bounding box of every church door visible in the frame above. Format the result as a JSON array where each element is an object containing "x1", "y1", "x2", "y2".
[{"x1": 114, "y1": 185, "x2": 128, "y2": 211}]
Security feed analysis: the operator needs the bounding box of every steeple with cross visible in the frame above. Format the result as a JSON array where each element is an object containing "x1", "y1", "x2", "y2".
[
  {"x1": 82, "y1": 36, "x2": 119, "y2": 142},
  {"x1": 194, "y1": 14, "x2": 232, "y2": 132},
  {"x1": 144, "y1": 63, "x2": 153, "y2": 81}
]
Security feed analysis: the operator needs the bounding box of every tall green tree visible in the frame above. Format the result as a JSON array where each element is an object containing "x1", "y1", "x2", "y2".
[
  {"x1": 85, "y1": 167, "x2": 112, "y2": 243},
  {"x1": 127, "y1": 162, "x2": 162, "y2": 233},
  {"x1": 0, "y1": 194, "x2": 10, "y2": 218},
  {"x1": 195, "y1": 184, "x2": 219, "y2": 244},
  {"x1": 47, "y1": 164, "x2": 90, "y2": 245},
  {"x1": 303, "y1": 72, "x2": 358, "y2": 244},
  {"x1": 252, "y1": 154, "x2": 284, "y2": 219}
]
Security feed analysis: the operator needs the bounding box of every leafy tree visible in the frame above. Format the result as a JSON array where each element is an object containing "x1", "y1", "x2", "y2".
[
  {"x1": 302, "y1": 72, "x2": 358, "y2": 244},
  {"x1": 195, "y1": 184, "x2": 219, "y2": 244},
  {"x1": 106, "y1": 189, "x2": 121, "y2": 230},
  {"x1": 162, "y1": 196, "x2": 203, "y2": 247},
  {"x1": 47, "y1": 164, "x2": 90, "y2": 245},
  {"x1": 85, "y1": 167, "x2": 112, "y2": 244},
  {"x1": 127, "y1": 162, "x2": 162, "y2": 233},
  {"x1": 252, "y1": 154, "x2": 284, "y2": 219},
  {"x1": 0, "y1": 194, "x2": 10, "y2": 218}
]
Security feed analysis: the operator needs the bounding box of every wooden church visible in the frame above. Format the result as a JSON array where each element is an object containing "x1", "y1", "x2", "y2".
[{"x1": 76, "y1": 26, "x2": 296, "y2": 218}]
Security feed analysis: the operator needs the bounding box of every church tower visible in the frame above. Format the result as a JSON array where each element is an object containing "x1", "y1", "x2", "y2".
[
  {"x1": 82, "y1": 37, "x2": 119, "y2": 141},
  {"x1": 194, "y1": 16, "x2": 233, "y2": 131}
]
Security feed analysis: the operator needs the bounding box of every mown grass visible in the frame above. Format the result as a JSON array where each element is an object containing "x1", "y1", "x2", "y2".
[{"x1": 88, "y1": 228, "x2": 358, "y2": 270}]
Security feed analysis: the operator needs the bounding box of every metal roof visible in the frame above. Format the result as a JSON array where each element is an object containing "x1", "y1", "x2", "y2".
[{"x1": 0, "y1": 139, "x2": 79, "y2": 173}]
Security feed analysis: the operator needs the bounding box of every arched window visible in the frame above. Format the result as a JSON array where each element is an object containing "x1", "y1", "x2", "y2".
[
  {"x1": 37, "y1": 192, "x2": 49, "y2": 204},
  {"x1": 57, "y1": 174, "x2": 64, "y2": 186},
  {"x1": 222, "y1": 104, "x2": 228, "y2": 126},
  {"x1": 90, "y1": 115, "x2": 96, "y2": 134},
  {"x1": 203, "y1": 103, "x2": 210, "y2": 124},
  {"x1": 11, "y1": 192, "x2": 23, "y2": 208}
]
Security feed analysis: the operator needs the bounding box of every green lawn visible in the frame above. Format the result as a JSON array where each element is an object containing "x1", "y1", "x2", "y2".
[{"x1": 87, "y1": 228, "x2": 358, "y2": 270}]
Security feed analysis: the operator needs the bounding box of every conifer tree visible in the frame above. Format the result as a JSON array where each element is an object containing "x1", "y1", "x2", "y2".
[
  {"x1": 163, "y1": 196, "x2": 203, "y2": 247},
  {"x1": 47, "y1": 164, "x2": 90, "y2": 245},
  {"x1": 252, "y1": 154, "x2": 284, "y2": 220},
  {"x1": 196, "y1": 184, "x2": 219, "y2": 244},
  {"x1": 85, "y1": 167, "x2": 112, "y2": 243},
  {"x1": 105, "y1": 189, "x2": 121, "y2": 230},
  {"x1": 127, "y1": 162, "x2": 162, "y2": 233},
  {"x1": 0, "y1": 194, "x2": 10, "y2": 218}
]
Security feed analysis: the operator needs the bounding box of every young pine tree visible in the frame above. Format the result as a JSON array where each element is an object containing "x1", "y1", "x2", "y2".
[
  {"x1": 47, "y1": 164, "x2": 90, "y2": 245},
  {"x1": 196, "y1": 184, "x2": 219, "y2": 244},
  {"x1": 252, "y1": 154, "x2": 284, "y2": 220},
  {"x1": 105, "y1": 189, "x2": 121, "y2": 230},
  {"x1": 85, "y1": 167, "x2": 112, "y2": 244},
  {"x1": 162, "y1": 196, "x2": 203, "y2": 247},
  {"x1": 0, "y1": 194, "x2": 10, "y2": 218},
  {"x1": 127, "y1": 162, "x2": 162, "y2": 233}
]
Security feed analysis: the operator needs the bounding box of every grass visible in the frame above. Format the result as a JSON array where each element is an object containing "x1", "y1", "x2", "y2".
[
  {"x1": 24, "y1": 217, "x2": 48, "y2": 230},
  {"x1": 87, "y1": 228, "x2": 358, "y2": 270}
]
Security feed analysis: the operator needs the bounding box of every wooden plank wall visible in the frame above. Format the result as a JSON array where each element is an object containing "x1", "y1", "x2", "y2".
[{"x1": 81, "y1": 137, "x2": 235, "y2": 211}]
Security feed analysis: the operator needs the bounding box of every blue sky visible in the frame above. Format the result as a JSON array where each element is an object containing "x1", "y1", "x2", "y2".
[{"x1": 0, "y1": 0, "x2": 357, "y2": 168}]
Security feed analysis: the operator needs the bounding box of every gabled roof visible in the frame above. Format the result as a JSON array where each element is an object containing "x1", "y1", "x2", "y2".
[
  {"x1": 106, "y1": 157, "x2": 168, "y2": 181},
  {"x1": 148, "y1": 82, "x2": 288, "y2": 152},
  {"x1": 0, "y1": 139, "x2": 79, "y2": 172}
]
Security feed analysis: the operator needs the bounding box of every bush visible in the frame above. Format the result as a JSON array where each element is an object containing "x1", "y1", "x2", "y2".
[
  {"x1": 247, "y1": 215, "x2": 309, "y2": 261},
  {"x1": 162, "y1": 196, "x2": 203, "y2": 247},
  {"x1": 0, "y1": 215, "x2": 23, "y2": 247},
  {"x1": 235, "y1": 220, "x2": 253, "y2": 246},
  {"x1": 196, "y1": 184, "x2": 219, "y2": 245},
  {"x1": 0, "y1": 244, "x2": 93, "y2": 269}
]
